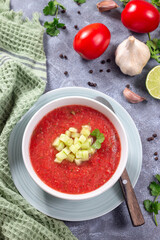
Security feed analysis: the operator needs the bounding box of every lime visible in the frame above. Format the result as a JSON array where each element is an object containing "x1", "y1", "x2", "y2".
[{"x1": 146, "y1": 66, "x2": 160, "y2": 99}]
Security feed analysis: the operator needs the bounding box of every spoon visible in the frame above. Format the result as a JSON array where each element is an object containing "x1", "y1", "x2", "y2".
[{"x1": 96, "y1": 96, "x2": 145, "y2": 227}]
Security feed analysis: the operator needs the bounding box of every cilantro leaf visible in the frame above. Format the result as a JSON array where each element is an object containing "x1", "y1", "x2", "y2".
[
  {"x1": 91, "y1": 129, "x2": 105, "y2": 149},
  {"x1": 144, "y1": 200, "x2": 160, "y2": 214},
  {"x1": 43, "y1": 0, "x2": 66, "y2": 16},
  {"x1": 146, "y1": 38, "x2": 160, "y2": 63},
  {"x1": 149, "y1": 181, "x2": 160, "y2": 196},
  {"x1": 43, "y1": 1, "x2": 57, "y2": 15},
  {"x1": 74, "y1": 0, "x2": 86, "y2": 4},
  {"x1": 44, "y1": 18, "x2": 65, "y2": 37}
]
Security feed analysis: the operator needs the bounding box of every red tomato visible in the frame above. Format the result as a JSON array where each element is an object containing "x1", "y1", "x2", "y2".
[
  {"x1": 121, "y1": 0, "x2": 160, "y2": 33},
  {"x1": 73, "y1": 23, "x2": 111, "y2": 60}
]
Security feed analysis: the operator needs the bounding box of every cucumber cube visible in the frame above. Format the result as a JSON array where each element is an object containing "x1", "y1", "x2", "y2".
[
  {"x1": 88, "y1": 147, "x2": 96, "y2": 154},
  {"x1": 79, "y1": 135, "x2": 86, "y2": 144},
  {"x1": 81, "y1": 141, "x2": 90, "y2": 150},
  {"x1": 63, "y1": 147, "x2": 71, "y2": 156},
  {"x1": 71, "y1": 132, "x2": 80, "y2": 138},
  {"x1": 76, "y1": 150, "x2": 89, "y2": 160},
  {"x1": 69, "y1": 145, "x2": 77, "y2": 154},
  {"x1": 65, "y1": 130, "x2": 71, "y2": 137},
  {"x1": 76, "y1": 150, "x2": 83, "y2": 159},
  {"x1": 82, "y1": 125, "x2": 91, "y2": 130},
  {"x1": 56, "y1": 151, "x2": 67, "y2": 161},
  {"x1": 75, "y1": 159, "x2": 82, "y2": 166},
  {"x1": 74, "y1": 137, "x2": 79, "y2": 145},
  {"x1": 69, "y1": 127, "x2": 78, "y2": 133},
  {"x1": 74, "y1": 142, "x2": 81, "y2": 151},
  {"x1": 54, "y1": 158, "x2": 63, "y2": 163},
  {"x1": 82, "y1": 150, "x2": 89, "y2": 160},
  {"x1": 66, "y1": 153, "x2": 75, "y2": 162},
  {"x1": 56, "y1": 141, "x2": 65, "y2": 151},
  {"x1": 52, "y1": 137, "x2": 60, "y2": 147},
  {"x1": 60, "y1": 134, "x2": 73, "y2": 146},
  {"x1": 80, "y1": 128, "x2": 90, "y2": 137}
]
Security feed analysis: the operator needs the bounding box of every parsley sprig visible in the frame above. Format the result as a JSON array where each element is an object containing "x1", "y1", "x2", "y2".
[
  {"x1": 43, "y1": 0, "x2": 65, "y2": 16},
  {"x1": 44, "y1": 18, "x2": 65, "y2": 36},
  {"x1": 144, "y1": 174, "x2": 160, "y2": 226},
  {"x1": 146, "y1": 33, "x2": 160, "y2": 63},
  {"x1": 43, "y1": 0, "x2": 66, "y2": 37},
  {"x1": 74, "y1": 0, "x2": 86, "y2": 4},
  {"x1": 91, "y1": 129, "x2": 105, "y2": 149}
]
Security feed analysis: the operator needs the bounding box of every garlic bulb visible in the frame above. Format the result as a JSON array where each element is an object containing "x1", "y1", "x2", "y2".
[{"x1": 115, "y1": 36, "x2": 150, "y2": 76}]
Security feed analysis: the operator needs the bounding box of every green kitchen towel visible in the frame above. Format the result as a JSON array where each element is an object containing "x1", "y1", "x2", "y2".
[{"x1": 0, "y1": 1, "x2": 77, "y2": 239}]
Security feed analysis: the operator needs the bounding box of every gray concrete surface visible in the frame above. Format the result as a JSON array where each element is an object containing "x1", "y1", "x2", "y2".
[{"x1": 11, "y1": 0, "x2": 160, "y2": 239}]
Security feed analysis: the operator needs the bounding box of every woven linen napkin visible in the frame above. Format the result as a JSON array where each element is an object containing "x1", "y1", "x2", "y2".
[{"x1": 0, "y1": 1, "x2": 77, "y2": 239}]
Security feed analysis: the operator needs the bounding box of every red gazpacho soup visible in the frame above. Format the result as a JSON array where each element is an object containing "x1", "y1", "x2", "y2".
[{"x1": 30, "y1": 105, "x2": 121, "y2": 194}]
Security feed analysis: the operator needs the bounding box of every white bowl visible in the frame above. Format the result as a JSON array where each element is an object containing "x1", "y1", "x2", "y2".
[{"x1": 22, "y1": 96, "x2": 128, "y2": 200}]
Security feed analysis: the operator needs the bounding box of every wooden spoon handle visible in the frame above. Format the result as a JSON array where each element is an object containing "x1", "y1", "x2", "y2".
[{"x1": 119, "y1": 168, "x2": 145, "y2": 227}]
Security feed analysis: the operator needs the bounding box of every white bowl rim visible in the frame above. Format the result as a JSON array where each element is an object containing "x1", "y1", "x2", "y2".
[{"x1": 22, "y1": 96, "x2": 128, "y2": 200}]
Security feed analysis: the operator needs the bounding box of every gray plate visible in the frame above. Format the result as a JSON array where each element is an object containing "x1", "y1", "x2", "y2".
[{"x1": 8, "y1": 87, "x2": 142, "y2": 221}]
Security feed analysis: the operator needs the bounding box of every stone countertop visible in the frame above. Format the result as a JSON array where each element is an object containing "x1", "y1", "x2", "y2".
[{"x1": 11, "y1": 0, "x2": 160, "y2": 239}]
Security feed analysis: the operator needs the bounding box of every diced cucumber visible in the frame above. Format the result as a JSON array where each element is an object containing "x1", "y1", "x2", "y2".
[
  {"x1": 52, "y1": 137, "x2": 60, "y2": 147},
  {"x1": 80, "y1": 128, "x2": 90, "y2": 137},
  {"x1": 69, "y1": 127, "x2": 78, "y2": 133},
  {"x1": 74, "y1": 142, "x2": 81, "y2": 150},
  {"x1": 74, "y1": 137, "x2": 79, "y2": 144},
  {"x1": 56, "y1": 151, "x2": 67, "y2": 161},
  {"x1": 76, "y1": 150, "x2": 83, "y2": 159},
  {"x1": 66, "y1": 153, "x2": 75, "y2": 162},
  {"x1": 59, "y1": 134, "x2": 73, "y2": 146},
  {"x1": 76, "y1": 150, "x2": 89, "y2": 160},
  {"x1": 88, "y1": 147, "x2": 96, "y2": 154},
  {"x1": 65, "y1": 130, "x2": 71, "y2": 137},
  {"x1": 56, "y1": 141, "x2": 65, "y2": 151},
  {"x1": 69, "y1": 145, "x2": 77, "y2": 154},
  {"x1": 78, "y1": 135, "x2": 86, "y2": 144},
  {"x1": 75, "y1": 159, "x2": 82, "y2": 166},
  {"x1": 53, "y1": 124, "x2": 98, "y2": 165},
  {"x1": 81, "y1": 141, "x2": 90, "y2": 150},
  {"x1": 54, "y1": 158, "x2": 63, "y2": 163},
  {"x1": 82, "y1": 125, "x2": 91, "y2": 130},
  {"x1": 63, "y1": 147, "x2": 71, "y2": 156},
  {"x1": 71, "y1": 132, "x2": 80, "y2": 138}
]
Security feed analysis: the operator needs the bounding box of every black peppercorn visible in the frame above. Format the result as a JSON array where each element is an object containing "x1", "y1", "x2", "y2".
[
  {"x1": 101, "y1": 60, "x2": 105, "y2": 64},
  {"x1": 64, "y1": 71, "x2": 68, "y2": 76},
  {"x1": 88, "y1": 82, "x2": 97, "y2": 87}
]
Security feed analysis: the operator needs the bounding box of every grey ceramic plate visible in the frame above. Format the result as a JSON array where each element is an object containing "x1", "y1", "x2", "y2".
[{"x1": 8, "y1": 87, "x2": 142, "y2": 221}]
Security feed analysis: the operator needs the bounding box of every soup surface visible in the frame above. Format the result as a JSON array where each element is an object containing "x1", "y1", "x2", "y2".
[{"x1": 30, "y1": 105, "x2": 121, "y2": 194}]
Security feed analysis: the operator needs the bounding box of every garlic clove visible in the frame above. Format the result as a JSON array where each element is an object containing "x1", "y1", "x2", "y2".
[
  {"x1": 97, "y1": 0, "x2": 119, "y2": 12},
  {"x1": 123, "y1": 88, "x2": 146, "y2": 103}
]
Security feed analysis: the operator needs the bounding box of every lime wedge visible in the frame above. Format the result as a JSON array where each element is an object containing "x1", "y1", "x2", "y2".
[{"x1": 146, "y1": 66, "x2": 160, "y2": 99}]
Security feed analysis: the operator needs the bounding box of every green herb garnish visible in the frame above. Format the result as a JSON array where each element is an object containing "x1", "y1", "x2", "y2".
[
  {"x1": 74, "y1": 0, "x2": 86, "y2": 4},
  {"x1": 147, "y1": 34, "x2": 160, "y2": 63},
  {"x1": 44, "y1": 18, "x2": 65, "y2": 36},
  {"x1": 144, "y1": 174, "x2": 160, "y2": 226},
  {"x1": 91, "y1": 129, "x2": 105, "y2": 149},
  {"x1": 43, "y1": 0, "x2": 65, "y2": 37},
  {"x1": 43, "y1": 0, "x2": 65, "y2": 16}
]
